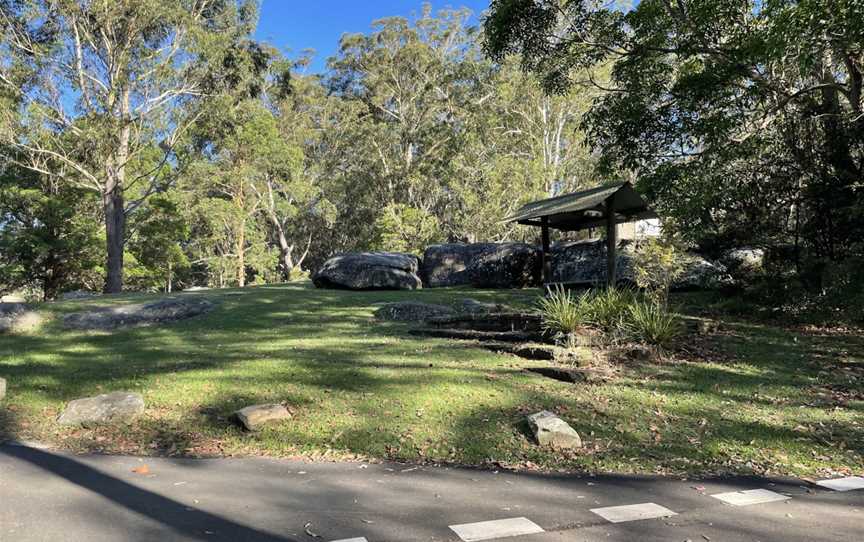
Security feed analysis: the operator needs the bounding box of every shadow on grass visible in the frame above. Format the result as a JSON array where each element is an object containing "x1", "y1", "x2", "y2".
[{"x1": 1, "y1": 283, "x2": 862, "y2": 474}]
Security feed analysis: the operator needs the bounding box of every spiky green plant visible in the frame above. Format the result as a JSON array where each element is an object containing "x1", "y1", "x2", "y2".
[
  {"x1": 620, "y1": 300, "x2": 683, "y2": 349},
  {"x1": 536, "y1": 285, "x2": 590, "y2": 337}
]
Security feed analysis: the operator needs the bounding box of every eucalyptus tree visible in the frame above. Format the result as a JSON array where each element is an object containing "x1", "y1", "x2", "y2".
[{"x1": 0, "y1": 0, "x2": 259, "y2": 292}]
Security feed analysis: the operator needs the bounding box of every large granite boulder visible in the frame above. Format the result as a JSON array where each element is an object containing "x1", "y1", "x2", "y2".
[
  {"x1": 550, "y1": 240, "x2": 636, "y2": 285},
  {"x1": 57, "y1": 392, "x2": 145, "y2": 426},
  {"x1": 420, "y1": 243, "x2": 503, "y2": 287},
  {"x1": 62, "y1": 298, "x2": 214, "y2": 330},
  {"x1": 374, "y1": 301, "x2": 455, "y2": 321},
  {"x1": 675, "y1": 255, "x2": 733, "y2": 290},
  {"x1": 313, "y1": 252, "x2": 422, "y2": 290},
  {"x1": 721, "y1": 247, "x2": 765, "y2": 277},
  {"x1": 551, "y1": 240, "x2": 731, "y2": 291},
  {"x1": 466, "y1": 243, "x2": 541, "y2": 289}
]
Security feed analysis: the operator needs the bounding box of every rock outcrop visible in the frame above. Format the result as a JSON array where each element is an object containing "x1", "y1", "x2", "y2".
[
  {"x1": 313, "y1": 252, "x2": 422, "y2": 290},
  {"x1": 550, "y1": 240, "x2": 731, "y2": 290},
  {"x1": 374, "y1": 301, "x2": 455, "y2": 321},
  {"x1": 0, "y1": 303, "x2": 42, "y2": 334},
  {"x1": 466, "y1": 243, "x2": 541, "y2": 289},
  {"x1": 62, "y1": 298, "x2": 214, "y2": 330}
]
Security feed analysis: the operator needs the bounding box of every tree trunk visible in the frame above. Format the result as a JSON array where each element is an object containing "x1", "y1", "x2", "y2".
[
  {"x1": 103, "y1": 185, "x2": 125, "y2": 293},
  {"x1": 275, "y1": 228, "x2": 294, "y2": 279},
  {"x1": 103, "y1": 89, "x2": 130, "y2": 294},
  {"x1": 236, "y1": 217, "x2": 246, "y2": 287}
]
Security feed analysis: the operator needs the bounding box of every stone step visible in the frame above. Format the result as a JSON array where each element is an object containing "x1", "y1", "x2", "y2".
[
  {"x1": 425, "y1": 312, "x2": 542, "y2": 333},
  {"x1": 479, "y1": 341, "x2": 558, "y2": 360},
  {"x1": 412, "y1": 328, "x2": 543, "y2": 343}
]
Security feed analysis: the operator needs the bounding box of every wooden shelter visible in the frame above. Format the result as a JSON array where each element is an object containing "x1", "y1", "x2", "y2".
[{"x1": 504, "y1": 182, "x2": 656, "y2": 287}]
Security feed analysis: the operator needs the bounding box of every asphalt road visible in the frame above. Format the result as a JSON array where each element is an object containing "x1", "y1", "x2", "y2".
[{"x1": 0, "y1": 443, "x2": 861, "y2": 542}]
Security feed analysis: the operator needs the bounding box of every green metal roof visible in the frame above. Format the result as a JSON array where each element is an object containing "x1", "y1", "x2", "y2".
[{"x1": 504, "y1": 182, "x2": 656, "y2": 231}]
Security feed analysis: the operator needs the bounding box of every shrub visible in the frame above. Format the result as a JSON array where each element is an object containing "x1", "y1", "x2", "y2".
[
  {"x1": 583, "y1": 286, "x2": 637, "y2": 331},
  {"x1": 632, "y1": 238, "x2": 686, "y2": 307},
  {"x1": 620, "y1": 300, "x2": 683, "y2": 349},
  {"x1": 536, "y1": 285, "x2": 589, "y2": 335}
]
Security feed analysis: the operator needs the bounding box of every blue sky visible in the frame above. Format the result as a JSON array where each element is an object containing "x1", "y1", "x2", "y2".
[{"x1": 255, "y1": 1, "x2": 490, "y2": 74}]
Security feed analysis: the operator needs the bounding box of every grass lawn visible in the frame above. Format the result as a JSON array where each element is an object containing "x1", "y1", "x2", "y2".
[{"x1": 1, "y1": 283, "x2": 862, "y2": 478}]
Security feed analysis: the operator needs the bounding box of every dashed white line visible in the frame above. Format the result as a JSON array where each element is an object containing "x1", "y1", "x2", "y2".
[
  {"x1": 330, "y1": 538, "x2": 368, "y2": 542},
  {"x1": 449, "y1": 517, "x2": 545, "y2": 541},
  {"x1": 711, "y1": 488, "x2": 791, "y2": 506},
  {"x1": 816, "y1": 476, "x2": 864, "y2": 492},
  {"x1": 590, "y1": 502, "x2": 677, "y2": 523}
]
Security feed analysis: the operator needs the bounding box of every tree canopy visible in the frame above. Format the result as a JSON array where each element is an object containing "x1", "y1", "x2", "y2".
[{"x1": 485, "y1": 0, "x2": 864, "y2": 273}]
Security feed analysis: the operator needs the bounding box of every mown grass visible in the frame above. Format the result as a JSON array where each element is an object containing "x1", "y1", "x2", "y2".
[{"x1": 1, "y1": 283, "x2": 861, "y2": 478}]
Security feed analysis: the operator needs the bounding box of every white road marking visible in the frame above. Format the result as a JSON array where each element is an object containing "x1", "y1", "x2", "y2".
[
  {"x1": 711, "y1": 489, "x2": 791, "y2": 506},
  {"x1": 330, "y1": 538, "x2": 368, "y2": 542},
  {"x1": 449, "y1": 517, "x2": 545, "y2": 541},
  {"x1": 815, "y1": 476, "x2": 864, "y2": 492},
  {"x1": 590, "y1": 502, "x2": 677, "y2": 523}
]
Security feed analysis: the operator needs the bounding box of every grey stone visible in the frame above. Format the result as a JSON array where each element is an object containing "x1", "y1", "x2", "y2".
[
  {"x1": 57, "y1": 392, "x2": 145, "y2": 426},
  {"x1": 374, "y1": 301, "x2": 455, "y2": 322},
  {"x1": 550, "y1": 240, "x2": 636, "y2": 285},
  {"x1": 0, "y1": 377, "x2": 6, "y2": 401},
  {"x1": 62, "y1": 298, "x2": 214, "y2": 330},
  {"x1": 456, "y1": 298, "x2": 511, "y2": 315},
  {"x1": 722, "y1": 248, "x2": 765, "y2": 271},
  {"x1": 466, "y1": 243, "x2": 541, "y2": 289},
  {"x1": 420, "y1": 243, "x2": 503, "y2": 288},
  {"x1": 235, "y1": 404, "x2": 291, "y2": 431},
  {"x1": 674, "y1": 255, "x2": 733, "y2": 290},
  {"x1": 0, "y1": 303, "x2": 42, "y2": 334},
  {"x1": 313, "y1": 252, "x2": 422, "y2": 290},
  {"x1": 551, "y1": 240, "x2": 732, "y2": 290},
  {"x1": 526, "y1": 410, "x2": 582, "y2": 449}
]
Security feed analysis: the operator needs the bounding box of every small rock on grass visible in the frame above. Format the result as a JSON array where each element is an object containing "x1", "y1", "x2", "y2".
[
  {"x1": 0, "y1": 377, "x2": 6, "y2": 401},
  {"x1": 526, "y1": 410, "x2": 582, "y2": 450},
  {"x1": 234, "y1": 404, "x2": 291, "y2": 431},
  {"x1": 57, "y1": 392, "x2": 145, "y2": 426}
]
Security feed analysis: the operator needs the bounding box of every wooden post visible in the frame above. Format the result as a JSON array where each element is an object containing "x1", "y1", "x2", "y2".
[
  {"x1": 605, "y1": 196, "x2": 617, "y2": 288},
  {"x1": 541, "y1": 216, "x2": 551, "y2": 285}
]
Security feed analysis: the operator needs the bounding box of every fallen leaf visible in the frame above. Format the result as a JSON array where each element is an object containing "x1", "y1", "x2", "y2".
[{"x1": 131, "y1": 465, "x2": 150, "y2": 475}]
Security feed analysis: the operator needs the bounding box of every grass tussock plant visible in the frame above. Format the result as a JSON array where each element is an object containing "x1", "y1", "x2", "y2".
[
  {"x1": 536, "y1": 285, "x2": 590, "y2": 347},
  {"x1": 620, "y1": 299, "x2": 683, "y2": 350},
  {"x1": 537, "y1": 285, "x2": 683, "y2": 350}
]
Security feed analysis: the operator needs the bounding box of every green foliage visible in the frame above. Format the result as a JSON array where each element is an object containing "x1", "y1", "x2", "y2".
[
  {"x1": 485, "y1": 0, "x2": 864, "y2": 276},
  {"x1": 582, "y1": 287, "x2": 638, "y2": 332},
  {"x1": 129, "y1": 196, "x2": 190, "y2": 292},
  {"x1": 536, "y1": 285, "x2": 591, "y2": 338},
  {"x1": 632, "y1": 238, "x2": 686, "y2": 307},
  {"x1": 620, "y1": 300, "x2": 683, "y2": 350},
  {"x1": 372, "y1": 204, "x2": 441, "y2": 255},
  {"x1": 0, "y1": 162, "x2": 103, "y2": 299},
  {"x1": 537, "y1": 285, "x2": 681, "y2": 349}
]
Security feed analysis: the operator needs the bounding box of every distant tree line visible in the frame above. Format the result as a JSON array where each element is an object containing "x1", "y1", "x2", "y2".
[
  {"x1": 2, "y1": 0, "x2": 862, "y2": 313},
  {"x1": 1, "y1": 1, "x2": 599, "y2": 298}
]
